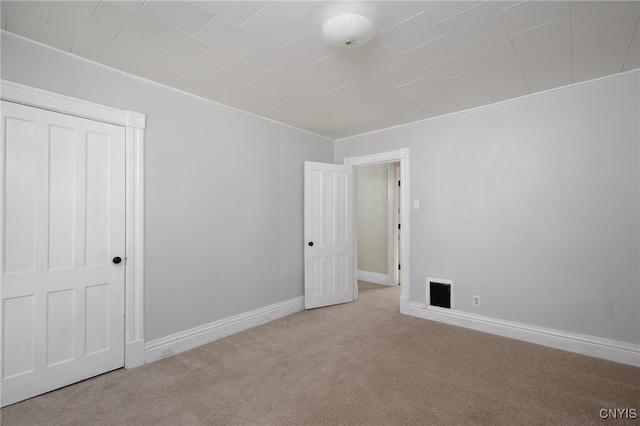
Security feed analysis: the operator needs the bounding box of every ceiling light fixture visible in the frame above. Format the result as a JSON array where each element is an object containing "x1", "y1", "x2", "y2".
[{"x1": 322, "y1": 14, "x2": 376, "y2": 48}]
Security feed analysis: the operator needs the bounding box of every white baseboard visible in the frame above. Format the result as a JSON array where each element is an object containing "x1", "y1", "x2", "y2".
[
  {"x1": 125, "y1": 339, "x2": 145, "y2": 369},
  {"x1": 145, "y1": 296, "x2": 305, "y2": 364},
  {"x1": 358, "y1": 270, "x2": 394, "y2": 286},
  {"x1": 407, "y1": 302, "x2": 640, "y2": 367}
]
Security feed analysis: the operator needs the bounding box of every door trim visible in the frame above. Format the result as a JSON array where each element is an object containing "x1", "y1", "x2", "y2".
[
  {"x1": 1, "y1": 79, "x2": 146, "y2": 368},
  {"x1": 344, "y1": 148, "x2": 410, "y2": 313}
]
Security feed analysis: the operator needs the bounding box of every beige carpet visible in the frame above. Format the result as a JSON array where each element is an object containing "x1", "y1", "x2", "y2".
[{"x1": 2, "y1": 281, "x2": 638, "y2": 425}]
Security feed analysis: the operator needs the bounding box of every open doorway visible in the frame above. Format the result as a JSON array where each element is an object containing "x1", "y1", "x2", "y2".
[
  {"x1": 355, "y1": 162, "x2": 401, "y2": 287},
  {"x1": 344, "y1": 148, "x2": 411, "y2": 310}
]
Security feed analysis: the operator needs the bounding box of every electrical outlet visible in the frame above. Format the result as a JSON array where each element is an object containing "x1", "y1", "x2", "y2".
[{"x1": 472, "y1": 295, "x2": 480, "y2": 307}]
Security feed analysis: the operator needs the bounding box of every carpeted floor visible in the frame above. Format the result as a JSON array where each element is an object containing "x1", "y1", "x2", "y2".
[{"x1": 1, "y1": 281, "x2": 638, "y2": 425}]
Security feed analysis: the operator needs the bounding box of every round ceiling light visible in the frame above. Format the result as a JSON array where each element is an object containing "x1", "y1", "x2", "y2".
[{"x1": 322, "y1": 14, "x2": 376, "y2": 48}]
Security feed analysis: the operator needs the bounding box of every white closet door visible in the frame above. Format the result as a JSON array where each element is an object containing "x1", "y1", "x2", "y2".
[{"x1": 1, "y1": 101, "x2": 126, "y2": 406}]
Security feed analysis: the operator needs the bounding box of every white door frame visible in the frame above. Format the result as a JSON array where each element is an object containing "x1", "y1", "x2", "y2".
[
  {"x1": 345, "y1": 148, "x2": 410, "y2": 313},
  {"x1": 0, "y1": 80, "x2": 145, "y2": 368}
]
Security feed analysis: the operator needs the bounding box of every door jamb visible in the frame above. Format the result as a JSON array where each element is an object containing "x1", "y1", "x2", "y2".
[
  {"x1": 1, "y1": 80, "x2": 146, "y2": 368},
  {"x1": 344, "y1": 148, "x2": 410, "y2": 313}
]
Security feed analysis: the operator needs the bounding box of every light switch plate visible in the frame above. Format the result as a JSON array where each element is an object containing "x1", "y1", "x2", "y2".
[{"x1": 413, "y1": 200, "x2": 420, "y2": 209}]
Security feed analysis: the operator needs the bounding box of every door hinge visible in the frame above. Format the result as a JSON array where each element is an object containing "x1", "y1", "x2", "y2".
[
  {"x1": 398, "y1": 180, "x2": 401, "y2": 186},
  {"x1": 398, "y1": 264, "x2": 401, "y2": 270},
  {"x1": 398, "y1": 224, "x2": 401, "y2": 230}
]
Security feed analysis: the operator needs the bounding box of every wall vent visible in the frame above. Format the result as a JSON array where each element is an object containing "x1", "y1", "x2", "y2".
[{"x1": 426, "y1": 278, "x2": 454, "y2": 309}]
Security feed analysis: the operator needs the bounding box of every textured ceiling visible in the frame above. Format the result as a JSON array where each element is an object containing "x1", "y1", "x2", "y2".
[{"x1": 2, "y1": 1, "x2": 639, "y2": 139}]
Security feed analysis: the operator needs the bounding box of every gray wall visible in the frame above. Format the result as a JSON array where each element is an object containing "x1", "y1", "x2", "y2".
[
  {"x1": 336, "y1": 71, "x2": 640, "y2": 345},
  {"x1": 357, "y1": 164, "x2": 389, "y2": 275},
  {"x1": 1, "y1": 33, "x2": 333, "y2": 341}
]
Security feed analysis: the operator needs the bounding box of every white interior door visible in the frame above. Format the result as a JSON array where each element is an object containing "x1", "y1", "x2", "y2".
[
  {"x1": 1, "y1": 101, "x2": 126, "y2": 407},
  {"x1": 304, "y1": 161, "x2": 354, "y2": 309}
]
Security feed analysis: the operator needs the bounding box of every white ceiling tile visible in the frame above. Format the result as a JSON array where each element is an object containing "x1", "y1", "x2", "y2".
[
  {"x1": 163, "y1": 74, "x2": 208, "y2": 98},
  {"x1": 571, "y1": 5, "x2": 639, "y2": 46},
  {"x1": 468, "y1": 49, "x2": 522, "y2": 84},
  {"x1": 235, "y1": 64, "x2": 281, "y2": 89},
  {"x1": 375, "y1": 95, "x2": 426, "y2": 116},
  {"x1": 447, "y1": 84, "x2": 493, "y2": 109},
  {"x1": 91, "y1": 1, "x2": 163, "y2": 42},
  {"x1": 110, "y1": 1, "x2": 146, "y2": 14},
  {"x1": 232, "y1": 85, "x2": 285, "y2": 108},
  {"x1": 305, "y1": 74, "x2": 344, "y2": 95},
  {"x1": 274, "y1": 1, "x2": 316, "y2": 16},
  {"x1": 420, "y1": 56, "x2": 471, "y2": 83},
  {"x1": 71, "y1": 36, "x2": 130, "y2": 69},
  {"x1": 335, "y1": 69, "x2": 382, "y2": 92},
  {"x1": 139, "y1": 1, "x2": 213, "y2": 36},
  {"x1": 241, "y1": 2, "x2": 307, "y2": 47},
  {"x1": 410, "y1": 89, "x2": 461, "y2": 116},
  {"x1": 310, "y1": 53, "x2": 363, "y2": 80},
  {"x1": 288, "y1": 90, "x2": 326, "y2": 109},
  {"x1": 196, "y1": 47, "x2": 250, "y2": 75},
  {"x1": 500, "y1": 1, "x2": 569, "y2": 36},
  {"x1": 194, "y1": 16, "x2": 259, "y2": 55},
  {"x1": 317, "y1": 87, "x2": 363, "y2": 106},
  {"x1": 357, "y1": 83, "x2": 401, "y2": 102},
  {"x1": 271, "y1": 59, "x2": 321, "y2": 85},
  {"x1": 622, "y1": 52, "x2": 640, "y2": 71},
  {"x1": 191, "y1": 1, "x2": 268, "y2": 27},
  {"x1": 510, "y1": 16, "x2": 570, "y2": 55},
  {"x1": 395, "y1": 77, "x2": 437, "y2": 98},
  {"x1": 436, "y1": 73, "x2": 481, "y2": 94},
  {"x1": 150, "y1": 25, "x2": 211, "y2": 61},
  {"x1": 197, "y1": 70, "x2": 245, "y2": 93},
  {"x1": 109, "y1": 32, "x2": 169, "y2": 66},
  {"x1": 1, "y1": 1, "x2": 51, "y2": 24},
  {"x1": 422, "y1": 1, "x2": 483, "y2": 23},
  {"x1": 527, "y1": 70, "x2": 572, "y2": 93},
  {"x1": 6, "y1": 10, "x2": 74, "y2": 52},
  {"x1": 498, "y1": 2, "x2": 525, "y2": 12},
  {"x1": 570, "y1": 1, "x2": 639, "y2": 27},
  {"x1": 281, "y1": 30, "x2": 338, "y2": 65},
  {"x1": 455, "y1": 26, "x2": 513, "y2": 63},
  {"x1": 404, "y1": 36, "x2": 458, "y2": 69},
  {"x1": 523, "y1": 58, "x2": 572, "y2": 92},
  {"x1": 157, "y1": 53, "x2": 210, "y2": 81},
  {"x1": 437, "y1": 1, "x2": 503, "y2": 44},
  {"x1": 573, "y1": 65, "x2": 623, "y2": 83},
  {"x1": 122, "y1": 58, "x2": 173, "y2": 84},
  {"x1": 481, "y1": 72, "x2": 530, "y2": 102},
  {"x1": 624, "y1": 28, "x2": 640, "y2": 70},
  {"x1": 237, "y1": 39, "x2": 291, "y2": 71},
  {"x1": 262, "y1": 80, "x2": 306, "y2": 100},
  {"x1": 355, "y1": 45, "x2": 409, "y2": 74},
  {"x1": 49, "y1": 6, "x2": 118, "y2": 47},
  {"x1": 377, "y1": 63, "x2": 426, "y2": 87},
  {"x1": 518, "y1": 41, "x2": 571, "y2": 71},
  {"x1": 380, "y1": 11, "x2": 443, "y2": 53},
  {"x1": 352, "y1": 0, "x2": 425, "y2": 32},
  {"x1": 55, "y1": 1, "x2": 100, "y2": 20},
  {"x1": 573, "y1": 32, "x2": 633, "y2": 74},
  {"x1": 629, "y1": 24, "x2": 640, "y2": 53}
]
